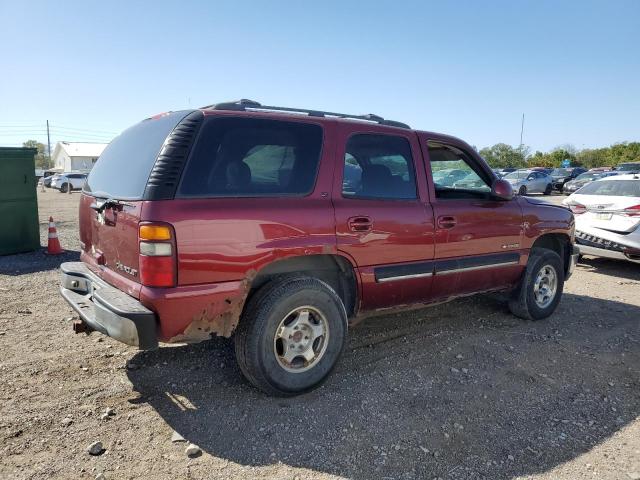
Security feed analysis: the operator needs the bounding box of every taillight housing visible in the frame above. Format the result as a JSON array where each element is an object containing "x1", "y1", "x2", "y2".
[
  {"x1": 138, "y1": 223, "x2": 176, "y2": 287},
  {"x1": 568, "y1": 203, "x2": 587, "y2": 215},
  {"x1": 621, "y1": 204, "x2": 640, "y2": 217}
]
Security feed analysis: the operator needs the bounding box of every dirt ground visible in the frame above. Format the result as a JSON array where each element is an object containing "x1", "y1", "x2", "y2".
[{"x1": 1, "y1": 190, "x2": 638, "y2": 480}]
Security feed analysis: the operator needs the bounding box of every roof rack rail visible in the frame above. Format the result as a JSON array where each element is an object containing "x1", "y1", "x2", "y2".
[{"x1": 199, "y1": 99, "x2": 411, "y2": 129}]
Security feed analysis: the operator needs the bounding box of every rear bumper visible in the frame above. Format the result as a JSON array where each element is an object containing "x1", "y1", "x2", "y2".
[
  {"x1": 60, "y1": 262, "x2": 158, "y2": 349},
  {"x1": 575, "y1": 244, "x2": 640, "y2": 264}
]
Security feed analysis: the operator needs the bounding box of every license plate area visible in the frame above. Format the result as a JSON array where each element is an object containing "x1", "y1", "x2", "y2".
[{"x1": 594, "y1": 212, "x2": 612, "y2": 220}]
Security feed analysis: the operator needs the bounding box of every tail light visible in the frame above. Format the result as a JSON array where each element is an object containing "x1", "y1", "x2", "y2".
[
  {"x1": 138, "y1": 223, "x2": 176, "y2": 287},
  {"x1": 621, "y1": 205, "x2": 640, "y2": 217},
  {"x1": 568, "y1": 203, "x2": 587, "y2": 215}
]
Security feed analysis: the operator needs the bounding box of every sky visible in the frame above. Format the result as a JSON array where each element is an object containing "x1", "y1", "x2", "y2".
[{"x1": 0, "y1": 0, "x2": 638, "y2": 152}]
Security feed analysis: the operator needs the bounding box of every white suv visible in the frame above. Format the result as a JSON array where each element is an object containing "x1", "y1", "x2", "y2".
[{"x1": 50, "y1": 173, "x2": 88, "y2": 193}]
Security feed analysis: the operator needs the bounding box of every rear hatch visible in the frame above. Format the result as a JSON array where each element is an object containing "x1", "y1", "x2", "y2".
[{"x1": 79, "y1": 111, "x2": 195, "y2": 291}]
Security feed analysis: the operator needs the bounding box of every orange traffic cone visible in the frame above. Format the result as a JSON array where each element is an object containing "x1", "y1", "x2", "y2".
[{"x1": 45, "y1": 216, "x2": 64, "y2": 255}]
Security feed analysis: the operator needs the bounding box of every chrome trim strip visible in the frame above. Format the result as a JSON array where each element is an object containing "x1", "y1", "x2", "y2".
[
  {"x1": 436, "y1": 260, "x2": 520, "y2": 275},
  {"x1": 377, "y1": 272, "x2": 434, "y2": 283}
]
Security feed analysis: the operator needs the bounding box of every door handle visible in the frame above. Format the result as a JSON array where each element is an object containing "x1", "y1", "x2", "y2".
[
  {"x1": 437, "y1": 215, "x2": 457, "y2": 229},
  {"x1": 348, "y1": 216, "x2": 373, "y2": 232}
]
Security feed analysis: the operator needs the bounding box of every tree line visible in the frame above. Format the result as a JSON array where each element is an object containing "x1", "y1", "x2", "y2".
[{"x1": 479, "y1": 142, "x2": 640, "y2": 169}]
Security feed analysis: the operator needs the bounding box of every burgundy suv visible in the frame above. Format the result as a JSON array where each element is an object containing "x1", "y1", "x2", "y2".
[{"x1": 60, "y1": 100, "x2": 578, "y2": 396}]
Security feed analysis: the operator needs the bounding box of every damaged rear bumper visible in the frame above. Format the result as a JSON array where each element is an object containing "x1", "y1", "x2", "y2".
[{"x1": 60, "y1": 262, "x2": 158, "y2": 349}]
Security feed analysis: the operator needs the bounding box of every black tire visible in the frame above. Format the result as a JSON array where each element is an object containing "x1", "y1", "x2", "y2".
[
  {"x1": 544, "y1": 184, "x2": 552, "y2": 195},
  {"x1": 59, "y1": 183, "x2": 69, "y2": 193},
  {"x1": 518, "y1": 185, "x2": 527, "y2": 196},
  {"x1": 234, "y1": 276, "x2": 348, "y2": 396},
  {"x1": 508, "y1": 248, "x2": 564, "y2": 320}
]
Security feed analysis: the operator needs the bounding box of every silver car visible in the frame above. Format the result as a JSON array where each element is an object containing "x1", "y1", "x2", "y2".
[{"x1": 503, "y1": 169, "x2": 553, "y2": 195}]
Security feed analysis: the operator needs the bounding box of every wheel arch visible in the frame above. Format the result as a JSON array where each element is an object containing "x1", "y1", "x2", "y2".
[
  {"x1": 249, "y1": 254, "x2": 359, "y2": 318},
  {"x1": 530, "y1": 233, "x2": 572, "y2": 275}
]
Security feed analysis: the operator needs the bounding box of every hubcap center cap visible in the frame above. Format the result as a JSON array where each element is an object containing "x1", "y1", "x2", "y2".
[{"x1": 292, "y1": 331, "x2": 304, "y2": 342}]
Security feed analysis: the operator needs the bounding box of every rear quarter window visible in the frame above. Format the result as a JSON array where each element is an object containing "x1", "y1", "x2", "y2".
[{"x1": 178, "y1": 117, "x2": 323, "y2": 197}]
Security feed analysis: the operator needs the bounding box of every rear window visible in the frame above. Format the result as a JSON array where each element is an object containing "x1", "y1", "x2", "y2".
[
  {"x1": 84, "y1": 111, "x2": 190, "y2": 199},
  {"x1": 577, "y1": 179, "x2": 640, "y2": 197},
  {"x1": 178, "y1": 117, "x2": 322, "y2": 197},
  {"x1": 617, "y1": 163, "x2": 640, "y2": 171}
]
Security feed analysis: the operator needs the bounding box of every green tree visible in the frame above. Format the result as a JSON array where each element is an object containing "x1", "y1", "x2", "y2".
[
  {"x1": 479, "y1": 143, "x2": 528, "y2": 168},
  {"x1": 22, "y1": 140, "x2": 50, "y2": 169}
]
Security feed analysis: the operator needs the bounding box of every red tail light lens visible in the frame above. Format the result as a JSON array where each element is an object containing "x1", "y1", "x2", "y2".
[
  {"x1": 139, "y1": 223, "x2": 175, "y2": 287},
  {"x1": 569, "y1": 203, "x2": 587, "y2": 215},
  {"x1": 622, "y1": 204, "x2": 640, "y2": 217}
]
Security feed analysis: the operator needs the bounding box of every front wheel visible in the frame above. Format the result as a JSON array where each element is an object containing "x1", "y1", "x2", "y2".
[
  {"x1": 518, "y1": 185, "x2": 527, "y2": 196},
  {"x1": 59, "y1": 183, "x2": 69, "y2": 193},
  {"x1": 234, "y1": 276, "x2": 348, "y2": 396},
  {"x1": 509, "y1": 248, "x2": 564, "y2": 320}
]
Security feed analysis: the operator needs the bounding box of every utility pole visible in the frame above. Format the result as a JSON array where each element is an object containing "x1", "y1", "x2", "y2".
[
  {"x1": 46, "y1": 120, "x2": 52, "y2": 170},
  {"x1": 519, "y1": 113, "x2": 525, "y2": 150}
]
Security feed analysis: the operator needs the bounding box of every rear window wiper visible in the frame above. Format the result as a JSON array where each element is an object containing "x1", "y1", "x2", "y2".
[{"x1": 89, "y1": 198, "x2": 133, "y2": 213}]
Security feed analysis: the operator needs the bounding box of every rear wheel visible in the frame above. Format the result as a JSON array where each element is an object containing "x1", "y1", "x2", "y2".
[
  {"x1": 509, "y1": 248, "x2": 564, "y2": 320},
  {"x1": 59, "y1": 183, "x2": 69, "y2": 193},
  {"x1": 544, "y1": 184, "x2": 552, "y2": 195},
  {"x1": 234, "y1": 276, "x2": 348, "y2": 396},
  {"x1": 518, "y1": 185, "x2": 527, "y2": 196}
]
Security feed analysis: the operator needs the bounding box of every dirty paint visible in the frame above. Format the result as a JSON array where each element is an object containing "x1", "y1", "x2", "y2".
[{"x1": 167, "y1": 270, "x2": 256, "y2": 343}]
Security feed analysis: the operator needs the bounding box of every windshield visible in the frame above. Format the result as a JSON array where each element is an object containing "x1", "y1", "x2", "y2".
[
  {"x1": 577, "y1": 179, "x2": 640, "y2": 197},
  {"x1": 575, "y1": 172, "x2": 600, "y2": 181},
  {"x1": 551, "y1": 168, "x2": 571, "y2": 176},
  {"x1": 84, "y1": 110, "x2": 191, "y2": 199},
  {"x1": 504, "y1": 170, "x2": 529, "y2": 179}
]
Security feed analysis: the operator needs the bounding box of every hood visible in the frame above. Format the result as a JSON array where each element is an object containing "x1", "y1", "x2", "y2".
[
  {"x1": 522, "y1": 196, "x2": 571, "y2": 211},
  {"x1": 552, "y1": 175, "x2": 570, "y2": 181},
  {"x1": 566, "y1": 179, "x2": 588, "y2": 188}
]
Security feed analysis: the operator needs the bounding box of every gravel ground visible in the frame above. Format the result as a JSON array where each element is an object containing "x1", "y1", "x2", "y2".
[{"x1": 1, "y1": 190, "x2": 638, "y2": 480}]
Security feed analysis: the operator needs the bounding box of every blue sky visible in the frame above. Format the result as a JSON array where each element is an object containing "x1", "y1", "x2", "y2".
[{"x1": 0, "y1": 0, "x2": 638, "y2": 152}]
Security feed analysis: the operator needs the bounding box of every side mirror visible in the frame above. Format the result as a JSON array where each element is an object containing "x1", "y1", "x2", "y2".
[{"x1": 492, "y1": 178, "x2": 514, "y2": 200}]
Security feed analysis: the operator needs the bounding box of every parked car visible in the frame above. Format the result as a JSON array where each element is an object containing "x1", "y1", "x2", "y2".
[
  {"x1": 50, "y1": 172, "x2": 88, "y2": 193},
  {"x1": 588, "y1": 167, "x2": 612, "y2": 172},
  {"x1": 503, "y1": 169, "x2": 553, "y2": 195},
  {"x1": 496, "y1": 167, "x2": 517, "y2": 177},
  {"x1": 563, "y1": 173, "x2": 640, "y2": 264},
  {"x1": 432, "y1": 168, "x2": 468, "y2": 186},
  {"x1": 614, "y1": 162, "x2": 640, "y2": 173},
  {"x1": 562, "y1": 171, "x2": 618, "y2": 194},
  {"x1": 550, "y1": 167, "x2": 587, "y2": 192},
  {"x1": 43, "y1": 171, "x2": 60, "y2": 188},
  {"x1": 530, "y1": 167, "x2": 553, "y2": 175},
  {"x1": 59, "y1": 100, "x2": 577, "y2": 396}
]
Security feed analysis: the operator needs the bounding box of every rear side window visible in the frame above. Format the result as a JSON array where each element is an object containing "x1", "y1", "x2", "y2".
[
  {"x1": 342, "y1": 134, "x2": 417, "y2": 199},
  {"x1": 84, "y1": 110, "x2": 190, "y2": 199},
  {"x1": 178, "y1": 117, "x2": 322, "y2": 197}
]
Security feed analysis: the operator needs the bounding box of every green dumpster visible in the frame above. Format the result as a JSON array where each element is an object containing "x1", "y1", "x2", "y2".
[{"x1": 0, "y1": 147, "x2": 40, "y2": 255}]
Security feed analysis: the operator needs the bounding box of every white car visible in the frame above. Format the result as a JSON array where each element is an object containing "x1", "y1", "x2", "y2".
[
  {"x1": 503, "y1": 169, "x2": 553, "y2": 195},
  {"x1": 50, "y1": 172, "x2": 88, "y2": 193},
  {"x1": 563, "y1": 174, "x2": 640, "y2": 264}
]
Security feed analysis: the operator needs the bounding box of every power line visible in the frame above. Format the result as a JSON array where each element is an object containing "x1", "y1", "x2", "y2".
[{"x1": 52, "y1": 125, "x2": 119, "y2": 135}]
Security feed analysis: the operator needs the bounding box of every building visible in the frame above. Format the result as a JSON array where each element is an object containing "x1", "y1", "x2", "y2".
[{"x1": 51, "y1": 141, "x2": 108, "y2": 172}]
